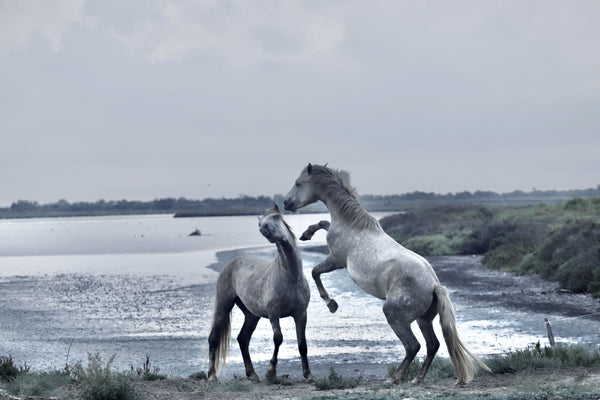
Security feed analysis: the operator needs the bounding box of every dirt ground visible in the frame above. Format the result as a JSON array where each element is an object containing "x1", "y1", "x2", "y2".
[
  {"x1": 137, "y1": 368, "x2": 600, "y2": 399},
  {"x1": 5, "y1": 367, "x2": 598, "y2": 400}
]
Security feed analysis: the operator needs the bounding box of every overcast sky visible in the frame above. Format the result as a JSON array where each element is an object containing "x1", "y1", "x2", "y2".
[{"x1": 1, "y1": 1, "x2": 599, "y2": 206}]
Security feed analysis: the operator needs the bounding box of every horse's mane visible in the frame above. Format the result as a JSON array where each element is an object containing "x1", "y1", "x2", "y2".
[{"x1": 308, "y1": 164, "x2": 380, "y2": 231}]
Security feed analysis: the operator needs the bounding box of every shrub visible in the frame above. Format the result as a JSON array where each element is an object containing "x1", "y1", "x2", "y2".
[
  {"x1": 403, "y1": 234, "x2": 455, "y2": 256},
  {"x1": 72, "y1": 353, "x2": 138, "y2": 400},
  {"x1": 130, "y1": 355, "x2": 166, "y2": 381},
  {"x1": 564, "y1": 197, "x2": 587, "y2": 211},
  {"x1": 314, "y1": 367, "x2": 362, "y2": 390},
  {"x1": 4, "y1": 371, "x2": 71, "y2": 397},
  {"x1": 476, "y1": 219, "x2": 547, "y2": 271},
  {"x1": 189, "y1": 371, "x2": 208, "y2": 380},
  {"x1": 486, "y1": 342, "x2": 600, "y2": 374},
  {"x1": 0, "y1": 356, "x2": 20, "y2": 383},
  {"x1": 518, "y1": 220, "x2": 600, "y2": 294}
]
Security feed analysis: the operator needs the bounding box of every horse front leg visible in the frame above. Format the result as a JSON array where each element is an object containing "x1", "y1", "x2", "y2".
[
  {"x1": 312, "y1": 258, "x2": 344, "y2": 313},
  {"x1": 294, "y1": 312, "x2": 315, "y2": 381},
  {"x1": 266, "y1": 317, "x2": 283, "y2": 382},
  {"x1": 300, "y1": 220, "x2": 330, "y2": 241}
]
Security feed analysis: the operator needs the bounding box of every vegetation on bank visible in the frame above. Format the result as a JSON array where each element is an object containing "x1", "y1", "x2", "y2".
[
  {"x1": 380, "y1": 197, "x2": 600, "y2": 296},
  {"x1": 2, "y1": 186, "x2": 600, "y2": 219},
  {"x1": 3, "y1": 344, "x2": 600, "y2": 399}
]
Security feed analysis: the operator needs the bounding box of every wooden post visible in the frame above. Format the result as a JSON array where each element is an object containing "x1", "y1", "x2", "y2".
[{"x1": 544, "y1": 318, "x2": 555, "y2": 347}]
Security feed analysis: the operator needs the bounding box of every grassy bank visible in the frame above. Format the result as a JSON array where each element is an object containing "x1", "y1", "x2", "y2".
[
  {"x1": 380, "y1": 197, "x2": 600, "y2": 296},
  {"x1": 2, "y1": 344, "x2": 600, "y2": 399}
]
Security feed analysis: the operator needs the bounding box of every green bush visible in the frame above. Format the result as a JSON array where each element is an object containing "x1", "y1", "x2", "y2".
[
  {"x1": 72, "y1": 353, "x2": 138, "y2": 400},
  {"x1": 487, "y1": 342, "x2": 600, "y2": 374},
  {"x1": 519, "y1": 220, "x2": 600, "y2": 294},
  {"x1": 130, "y1": 355, "x2": 167, "y2": 381},
  {"x1": 189, "y1": 371, "x2": 208, "y2": 380},
  {"x1": 314, "y1": 368, "x2": 362, "y2": 390},
  {"x1": 4, "y1": 371, "x2": 72, "y2": 397},
  {"x1": 0, "y1": 356, "x2": 20, "y2": 383}
]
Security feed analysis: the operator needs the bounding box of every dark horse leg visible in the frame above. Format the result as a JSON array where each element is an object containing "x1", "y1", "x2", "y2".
[
  {"x1": 412, "y1": 296, "x2": 440, "y2": 384},
  {"x1": 294, "y1": 312, "x2": 314, "y2": 381},
  {"x1": 312, "y1": 258, "x2": 345, "y2": 313},
  {"x1": 412, "y1": 318, "x2": 440, "y2": 383},
  {"x1": 237, "y1": 302, "x2": 261, "y2": 382},
  {"x1": 383, "y1": 297, "x2": 422, "y2": 385},
  {"x1": 266, "y1": 317, "x2": 283, "y2": 381}
]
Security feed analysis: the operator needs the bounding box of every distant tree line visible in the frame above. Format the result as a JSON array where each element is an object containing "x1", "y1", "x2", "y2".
[
  {"x1": 1, "y1": 186, "x2": 599, "y2": 219},
  {"x1": 0, "y1": 196, "x2": 276, "y2": 219}
]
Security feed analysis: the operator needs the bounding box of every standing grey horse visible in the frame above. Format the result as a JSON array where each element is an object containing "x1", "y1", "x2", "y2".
[
  {"x1": 283, "y1": 164, "x2": 491, "y2": 385},
  {"x1": 207, "y1": 205, "x2": 314, "y2": 382}
]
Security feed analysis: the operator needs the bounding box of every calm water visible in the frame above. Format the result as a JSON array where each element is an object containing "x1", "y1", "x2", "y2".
[{"x1": 1, "y1": 213, "x2": 599, "y2": 379}]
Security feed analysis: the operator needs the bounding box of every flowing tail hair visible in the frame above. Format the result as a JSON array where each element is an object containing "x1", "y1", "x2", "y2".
[
  {"x1": 435, "y1": 285, "x2": 492, "y2": 384},
  {"x1": 210, "y1": 308, "x2": 232, "y2": 376}
]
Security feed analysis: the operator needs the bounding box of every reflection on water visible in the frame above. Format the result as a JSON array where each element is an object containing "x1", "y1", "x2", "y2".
[{"x1": 1, "y1": 214, "x2": 599, "y2": 378}]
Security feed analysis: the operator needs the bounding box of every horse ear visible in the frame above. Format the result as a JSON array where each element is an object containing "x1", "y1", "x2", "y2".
[
  {"x1": 273, "y1": 202, "x2": 280, "y2": 212},
  {"x1": 307, "y1": 163, "x2": 313, "y2": 174}
]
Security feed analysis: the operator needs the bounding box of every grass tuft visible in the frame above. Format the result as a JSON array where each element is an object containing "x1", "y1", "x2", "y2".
[
  {"x1": 314, "y1": 367, "x2": 362, "y2": 390},
  {"x1": 487, "y1": 342, "x2": 600, "y2": 374},
  {"x1": 189, "y1": 370, "x2": 208, "y2": 380},
  {"x1": 3, "y1": 371, "x2": 71, "y2": 397},
  {"x1": 72, "y1": 353, "x2": 138, "y2": 400}
]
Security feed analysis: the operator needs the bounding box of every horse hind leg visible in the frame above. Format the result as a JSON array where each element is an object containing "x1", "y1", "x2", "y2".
[
  {"x1": 412, "y1": 295, "x2": 441, "y2": 384},
  {"x1": 412, "y1": 317, "x2": 440, "y2": 384},
  {"x1": 383, "y1": 299, "x2": 421, "y2": 385},
  {"x1": 237, "y1": 305, "x2": 260, "y2": 382}
]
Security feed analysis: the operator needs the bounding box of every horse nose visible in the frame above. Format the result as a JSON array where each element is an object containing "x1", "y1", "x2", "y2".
[{"x1": 283, "y1": 199, "x2": 294, "y2": 211}]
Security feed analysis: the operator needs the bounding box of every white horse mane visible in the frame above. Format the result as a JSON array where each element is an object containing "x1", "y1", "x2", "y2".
[{"x1": 309, "y1": 164, "x2": 380, "y2": 231}]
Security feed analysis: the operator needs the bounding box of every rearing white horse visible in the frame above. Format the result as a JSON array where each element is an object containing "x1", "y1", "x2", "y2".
[{"x1": 283, "y1": 163, "x2": 490, "y2": 385}]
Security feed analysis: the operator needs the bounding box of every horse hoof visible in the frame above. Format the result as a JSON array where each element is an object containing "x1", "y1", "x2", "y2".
[
  {"x1": 208, "y1": 374, "x2": 218, "y2": 383},
  {"x1": 244, "y1": 371, "x2": 260, "y2": 383},
  {"x1": 304, "y1": 373, "x2": 316, "y2": 383},
  {"x1": 410, "y1": 377, "x2": 423, "y2": 385},
  {"x1": 265, "y1": 367, "x2": 277, "y2": 382},
  {"x1": 300, "y1": 233, "x2": 311, "y2": 241},
  {"x1": 327, "y1": 299, "x2": 338, "y2": 313}
]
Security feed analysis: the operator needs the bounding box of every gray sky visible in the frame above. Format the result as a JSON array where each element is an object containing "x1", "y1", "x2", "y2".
[{"x1": 1, "y1": 1, "x2": 599, "y2": 206}]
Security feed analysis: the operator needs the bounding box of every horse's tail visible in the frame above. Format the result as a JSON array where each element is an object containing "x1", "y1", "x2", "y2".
[
  {"x1": 210, "y1": 305, "x2": 232, "y2": 376},
  {"x1": 434, "y1": 285, "x2": 492, "y2": 384}
]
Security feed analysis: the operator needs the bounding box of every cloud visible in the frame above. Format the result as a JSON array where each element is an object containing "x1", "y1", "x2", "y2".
[
  {"x1": 110, "y1": 0, "x2": 345, "y2": 66},
  {"x1": 0, "y1": 0, "x2": 95, "y2": 55}
]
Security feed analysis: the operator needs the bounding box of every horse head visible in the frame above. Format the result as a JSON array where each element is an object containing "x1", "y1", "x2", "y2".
[
  {"x1": 258, "y1": 204, "x2": 295, "y2": 243},
  {"x1": 283, "y1": 163, "x2": 321, "y2": 212}
]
